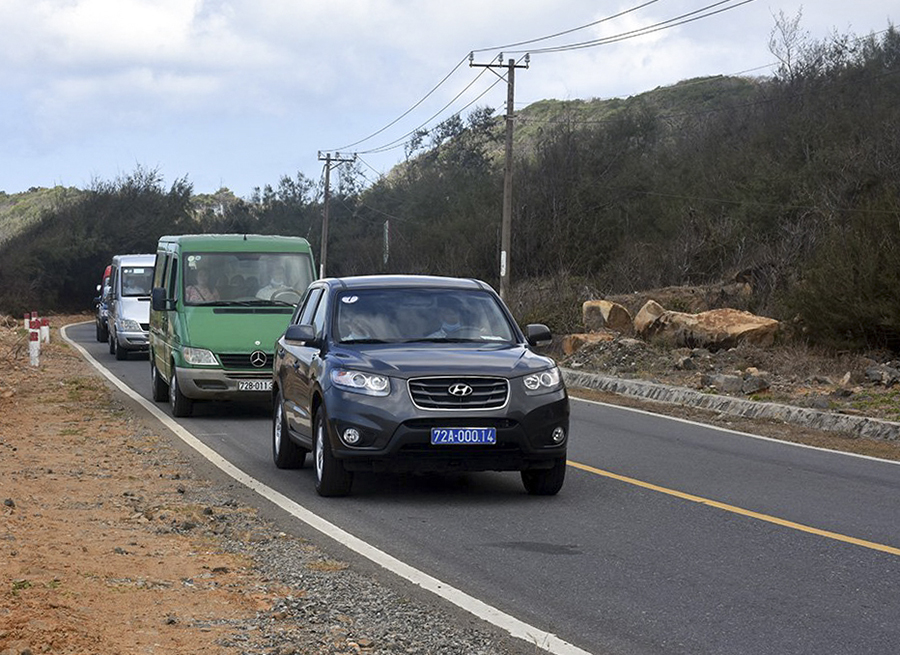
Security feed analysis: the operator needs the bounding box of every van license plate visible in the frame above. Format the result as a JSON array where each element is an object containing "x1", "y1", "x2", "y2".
[
  {"x1": 431, "y1": 428, "x2": 496, "y2": 445},
  {"x1": 238, "y1": 380, "x2": 272, "y2": 392}
]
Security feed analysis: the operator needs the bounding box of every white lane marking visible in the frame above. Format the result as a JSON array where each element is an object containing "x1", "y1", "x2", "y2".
[
  {"x1": 571, "y1": 395, "x2": 900, "y2": 467},
  {"x1": 62, "y1": 323, "x2": 591, "y2": 655}
]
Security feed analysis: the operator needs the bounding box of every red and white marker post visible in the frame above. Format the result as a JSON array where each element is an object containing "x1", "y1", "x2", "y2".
[{"x1": 29, "y1": 329, "x2": 40, "y2": 367}]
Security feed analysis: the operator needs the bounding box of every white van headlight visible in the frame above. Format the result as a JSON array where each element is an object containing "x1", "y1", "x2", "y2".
[
  {"x1": 117, "y1": 318, "x2": 142, "y2": 332},
  {"x1": 182, "y1": 347, "x2": 218, "y2": 366},
  {"x1": 523, "y1": 367, "x2": 562, "y2": 394}
]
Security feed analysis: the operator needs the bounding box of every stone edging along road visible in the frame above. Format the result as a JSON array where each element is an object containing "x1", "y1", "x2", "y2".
[{"x1": 561, "y1": 368, "x2": 900, "y2": 442}]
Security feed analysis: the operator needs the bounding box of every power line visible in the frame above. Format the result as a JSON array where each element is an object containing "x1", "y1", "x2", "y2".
[
  {"x1": 327, "y1": 55, "x2": 470, "y2": 152},
  {"x1": 323, "y1": 0, "x2": 676, "y2": 158},
  {"x1": 516, "y1": 0, "x2": 757, "y2": 55},
  {"x1": 471, "y1": 0, "x2": 664, "y2": 53},
  {"x1": 359, "y1": 65, "x2": 510, "y2": 155}
]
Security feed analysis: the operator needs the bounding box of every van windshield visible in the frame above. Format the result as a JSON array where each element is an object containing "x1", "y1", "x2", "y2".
[
  {"x1": 121, "y1": 267, "x2": 153, "y2": 297},
  {"x1": 183, "y1": 252, "x2": 314, "y2": 306}
]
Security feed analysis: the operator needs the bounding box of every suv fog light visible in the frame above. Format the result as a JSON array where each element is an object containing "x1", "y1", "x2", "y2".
[
  {"x1": 342, "y1": 428, "x2": 361, "y2": 445},
  {"x1": 551, "y1": 427, "x2": 566, "y2": 443}
]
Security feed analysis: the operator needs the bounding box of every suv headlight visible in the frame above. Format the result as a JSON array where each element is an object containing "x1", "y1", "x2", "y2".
[
  {"x1": 182, "y1": 347, "x2": 219, "y2": 366},
  {"x1": 523, "y1": 367, "x2": 562, "y2": 394},
  {"x1": 332, "y1": 369, "x2": 390, "y2": 396}
]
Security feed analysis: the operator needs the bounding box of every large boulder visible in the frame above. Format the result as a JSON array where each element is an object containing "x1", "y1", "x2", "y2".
[
  {"x1": 634, "y1": 302, "x2": 779, "y2": 350},
  {"x1": 562, "y1": 330, "x2": 616, "y2": 356},
  {"x1": 633, "y1": 299, "x2": 666, "y2": 336},
  {"x1": 606, "y1": 282, "x2": 753, "y2": 316},
  {"x1": 583, "y1": 300, "x2": 633, "y2": 335}
]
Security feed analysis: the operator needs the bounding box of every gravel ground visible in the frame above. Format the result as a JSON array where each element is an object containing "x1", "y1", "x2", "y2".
[{"x1": 170, "y1": 478, "x2": 530, "y2": 655}]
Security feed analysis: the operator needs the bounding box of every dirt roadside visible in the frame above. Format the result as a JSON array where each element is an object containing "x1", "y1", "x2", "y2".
[
  {"x1": 0, "y1": 316, "x2": 514, "y2": 655},
  {"x1": 2, "y1": 314, "x2": 898, "y2": 654},
  {"x1": 1, "y1": 315, "x2": 283, "y2": 653}
]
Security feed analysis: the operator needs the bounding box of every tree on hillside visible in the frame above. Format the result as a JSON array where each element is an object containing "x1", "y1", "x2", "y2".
[{"x1": 0, "y1": 168, "x2": 194, "y2": 314}]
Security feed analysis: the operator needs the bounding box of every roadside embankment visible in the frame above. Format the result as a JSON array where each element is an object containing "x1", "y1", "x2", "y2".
[{"x1": 563, "y1": 368, "x2": 900, "y2": 442}]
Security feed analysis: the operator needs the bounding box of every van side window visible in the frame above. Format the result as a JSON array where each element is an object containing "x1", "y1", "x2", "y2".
[
  {"x1": 297, "y1": 288, "x2": 323, "y2": 326},
  {"x1": 153, "y1": 253, "x2": 168, "y2": 288},
  {"x1": 167, "y1": 258, "x2": 178, "y2": 297}
]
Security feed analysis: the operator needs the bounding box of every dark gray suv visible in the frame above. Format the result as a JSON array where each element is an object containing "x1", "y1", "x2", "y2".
[{"x1": 272, "y1": 275, "x2": 569, "y2": 496}]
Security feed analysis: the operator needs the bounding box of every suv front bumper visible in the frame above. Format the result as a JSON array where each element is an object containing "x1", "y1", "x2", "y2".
[{"x1": 323, "y1": 384, "x2": 569, "y2": 473}]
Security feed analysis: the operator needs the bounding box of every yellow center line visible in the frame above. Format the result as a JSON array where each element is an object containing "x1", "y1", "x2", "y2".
[{"x1": 567, "y1": 460, "x2": 900, "y2": 557}]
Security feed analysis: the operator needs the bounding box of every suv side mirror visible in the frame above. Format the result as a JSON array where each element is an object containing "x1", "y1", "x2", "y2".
[
  {"x1": 284, "y1": 323, "x2": 318, "y2": 346},
  {"x1": 525, "y1": 323, "x2": 553, "y2": 348},
  {"x1": 151, "y1": 287, "x2": 174, "y2": 312}
]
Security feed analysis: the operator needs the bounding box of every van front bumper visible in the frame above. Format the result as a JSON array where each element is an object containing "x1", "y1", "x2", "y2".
[
  {"x1": 175, "y1": 366, "x2": 272, "y2": 401},
  {"x1": 118, "y1": 330, "x2": 149, "y2": 352}
]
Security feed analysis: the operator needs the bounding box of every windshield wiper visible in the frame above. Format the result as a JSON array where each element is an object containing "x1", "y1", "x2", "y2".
[
  {"x1": 339, "y1": 338, "x2": 391, "y2": 344},
  {"x1": 227, "y1": 299, "x2": 293, "y2": 306},
  {"x1": 401, "y1": 337, "x2": 480, "y2": 343}
]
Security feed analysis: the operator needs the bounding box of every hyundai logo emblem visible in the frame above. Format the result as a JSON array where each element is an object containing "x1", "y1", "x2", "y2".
[
  {"x1": 249, "y1": 350, "x2": 268, "y2": 368},
  {"x1": 448, "y1": 383, "x2": 473, "y2": 397}
]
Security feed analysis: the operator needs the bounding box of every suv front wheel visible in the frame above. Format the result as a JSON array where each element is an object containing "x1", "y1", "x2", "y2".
[
  {"x1": 521, "y1": 458, "x2": 566, "y2": 496},
  {"x1": 313, "y1": 409, "x2": 352, "y2": 497},
  {"x1": 273, "y1": 392, "x2": 307, "y2": 469}
]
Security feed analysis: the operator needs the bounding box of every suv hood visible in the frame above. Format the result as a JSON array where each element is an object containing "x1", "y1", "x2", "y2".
[{"x1": 329, "y1": 343, "x2": 555, "y2": 380}]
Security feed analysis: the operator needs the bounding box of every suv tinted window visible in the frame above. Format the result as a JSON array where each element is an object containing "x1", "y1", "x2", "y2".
[{"x1": 297, "y1": 287, "x2": 323, "y2": 326}]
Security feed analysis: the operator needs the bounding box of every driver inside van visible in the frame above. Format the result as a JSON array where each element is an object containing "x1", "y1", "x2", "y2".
[{"x1": 256, "y1": 265, "x2": 289, "y2": 300}]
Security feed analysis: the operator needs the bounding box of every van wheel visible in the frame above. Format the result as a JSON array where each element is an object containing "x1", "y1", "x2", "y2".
[
  {"x1": 108, "y1": 331, "x2": 115, "y2": 355},
  {"x1": 314, "y1": 409, "x2": 352, "y2": 497},
  {"x1": 521, "y1": 458, "x2": 567, "y2": 496},
  {"x1": 114, "y1": 339, "x2": 128, "y2": 360},
  {"x1": 169, "y1": 369, "x2": 193, "y2": 418},
  {"x1": 150, "y1": 357, "x2": 168, "y2": 402},
  {"x1": 273, "y1": 392, "x2": 306, "y2": 469}
]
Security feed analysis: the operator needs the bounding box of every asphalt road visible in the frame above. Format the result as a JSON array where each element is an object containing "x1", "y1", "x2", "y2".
[{"x1": 70, "y1": 322, "x2": 900, "y2": 655}]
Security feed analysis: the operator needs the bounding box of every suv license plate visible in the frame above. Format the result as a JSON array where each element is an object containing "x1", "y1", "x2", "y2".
[
  {"x1": 238, "y1": 380, "x2": 273, "y2": 392},
  {"x1": 431, "y1": 427, "x2": 496, "y2": 445}
]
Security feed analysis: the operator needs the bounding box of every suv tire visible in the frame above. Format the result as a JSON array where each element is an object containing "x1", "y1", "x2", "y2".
[
  {"x1": 273, "y1": 392, "x2": 306, "y2": 469},
  {"x1": 314, "y1": 409, "x2": 352, "y2": 497},
  {"x1": 521, "y1": 458, "x2": 566, "y2": 496}
]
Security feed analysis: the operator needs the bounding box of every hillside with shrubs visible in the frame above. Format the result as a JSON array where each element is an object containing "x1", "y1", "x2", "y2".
[{"x1": 0, "y1": 21, "x2": 898, "y2": 354}]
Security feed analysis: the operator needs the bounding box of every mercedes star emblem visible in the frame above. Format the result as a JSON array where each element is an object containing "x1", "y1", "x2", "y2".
[{"x1": 249, "y1": 350, "x2": 268, "y2": 368}]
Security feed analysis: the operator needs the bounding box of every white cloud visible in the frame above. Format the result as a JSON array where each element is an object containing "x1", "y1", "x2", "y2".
[{"x1": 0, "y1": 0, "x2": 894, "y2": 195}]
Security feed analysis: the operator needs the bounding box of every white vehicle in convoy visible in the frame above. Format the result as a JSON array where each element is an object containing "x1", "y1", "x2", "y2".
[{"x1": 106, "y1": 253, "x2": 155, "y2": 360}]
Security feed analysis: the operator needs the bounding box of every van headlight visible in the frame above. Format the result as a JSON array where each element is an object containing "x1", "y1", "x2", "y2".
[
  {"x1": 332, "y1": 370, "x2": 390, "y2": 396},
  {"x1": 182, "y1": 347, "x2": 219, "y2": 366},
  {"x1": 117, "y1": 318, "x2": 142, "y2": 332},
  {"x1": 523, "y1": 367, "x2": 562, "y2": 394}
]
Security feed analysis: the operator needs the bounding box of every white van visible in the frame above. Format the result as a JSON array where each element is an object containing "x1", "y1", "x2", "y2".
[{"x1": 107, "y1": 253, "x2": 155, "y2": 360}]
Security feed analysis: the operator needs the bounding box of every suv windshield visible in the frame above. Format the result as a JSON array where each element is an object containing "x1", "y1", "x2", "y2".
[
  {"x1": 121, "y1": 267, "x2": 153, "y2": 297},
  {"x1": 335, "y1": 289, "x2": 516, "y2": 344},
  {"x1": 183, "y1": 252, "x2": 314, "y2": 306}
]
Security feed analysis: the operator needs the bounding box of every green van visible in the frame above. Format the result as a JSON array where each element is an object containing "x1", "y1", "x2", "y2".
[{"x1": 149, "y1": 234, "x2": 316, "y2": 417}]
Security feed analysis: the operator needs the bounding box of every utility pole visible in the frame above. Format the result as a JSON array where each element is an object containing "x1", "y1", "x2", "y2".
[
  {"x1": 317, "y1": 151, "x2": 356, "y2": 278},
  {"x1": 470, "y1": 53, "x2": 529, "y2": 301}
]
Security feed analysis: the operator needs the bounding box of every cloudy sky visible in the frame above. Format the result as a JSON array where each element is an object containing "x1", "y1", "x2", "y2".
[{"x1": 0, "y1": 0, "x2": 893, "y2": 197}]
